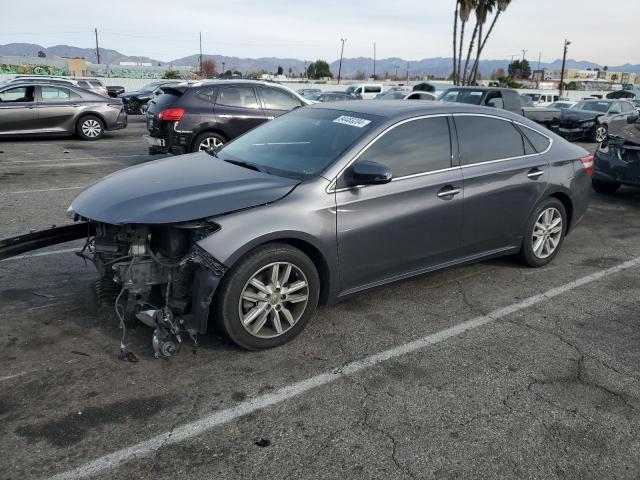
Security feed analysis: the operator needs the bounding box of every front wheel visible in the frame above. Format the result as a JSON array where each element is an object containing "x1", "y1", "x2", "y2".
[
  {"x1": 77, "y1": 115, "x2": 104, "y2": 140},
  {"x1": 519, "y1": 198, "x2": 567, "y2": 268},
  {"x1": 592, "y1": 178, "x2": 620, "y2": 194},
  {"x1": 138, "y1": 103, "x2": 148, "y2": 115},
  {"x1": 214, "y1": 243, "x2": 320, "y2": 350},
  {"x1": 593, "y1": 124, "x2": 608, "y2": 143}
]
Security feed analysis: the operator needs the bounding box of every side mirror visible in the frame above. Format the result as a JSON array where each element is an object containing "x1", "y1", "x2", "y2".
[
  {"x1": 627, "y1": 114, "x2": 639, "y2": 124},
  {"x1": 345, "y1": 160, "x2": 392, "y2": 186}
]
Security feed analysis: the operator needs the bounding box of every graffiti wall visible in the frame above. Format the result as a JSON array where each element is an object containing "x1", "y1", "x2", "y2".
[{"x1": 0, "y1": 64, "x2": 68, "y2": 75}]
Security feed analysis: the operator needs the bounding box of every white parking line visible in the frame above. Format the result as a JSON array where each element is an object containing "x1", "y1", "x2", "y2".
[
  {"x1": 0, "y1": 154, "x2": 149, "y2": 165},
  {"x1": 1, "y1": 248, "x2": 78, "y2": 262},
  {"x1": 0, "y1": 186, "x2": 86, "y2": 195},
  {"x1": 44, "y1": 255, "x2": 640, "y2": 480}
]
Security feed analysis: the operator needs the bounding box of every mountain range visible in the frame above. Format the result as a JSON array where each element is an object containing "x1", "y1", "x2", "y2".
[{"x1": 2, "y1": 43, "x2": 639, "y2": 78}]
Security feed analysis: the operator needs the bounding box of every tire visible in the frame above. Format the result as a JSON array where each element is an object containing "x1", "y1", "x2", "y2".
[
  {"x1": 191, "y1": 132, "x2": 226, "y2": 153},
  {"x1": 138, "y1": 103, "x2": 148, "y2": 115},
  {"x1": 518, "y1": 197, "x2": 567, "y2": 268},
  {"x1": 592, "y1": 178, "x2": 620, "y2": 194},
  {"x1": 214, "y1": 243, "x2": 320, "y2": 350},
  {"x1": 593, "y1": 123, "x2": 608, "y2": 143},
  {"x1": 77, "y1": 115, "x2": 105, "y2": 140}
]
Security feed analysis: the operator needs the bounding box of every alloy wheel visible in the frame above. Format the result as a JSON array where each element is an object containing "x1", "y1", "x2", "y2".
[
  {"x1": 82, "y1": 119, "x2": 102, "y2": 138},
  {"x1": 198, "y1": 136, "x2": 224, "y2": 152},
  {"x1": 532, "y1": 207, "x2": 563, "y2": 259},
  {"x1": 595, "y1": 125, "x2": 607, "y2": 143},
  {"x1": 238, "y1": 262, "x2": 309, "y2": 339}
]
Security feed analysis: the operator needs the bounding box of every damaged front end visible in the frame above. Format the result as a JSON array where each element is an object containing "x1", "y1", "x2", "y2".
[
  {"x1": 594, "y1": 119, "x2": 640, "y2": 188},
  {"x1": 81, "y1": 221, "x2": 226, "y2": 358}
]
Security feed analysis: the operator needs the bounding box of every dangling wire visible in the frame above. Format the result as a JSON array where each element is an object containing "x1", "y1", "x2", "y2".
[{"x1": 115, "y1": 257, "x2": 138, "y2": 362}]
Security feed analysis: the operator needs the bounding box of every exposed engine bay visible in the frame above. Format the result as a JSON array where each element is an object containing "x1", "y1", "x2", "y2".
[{"x1": 78, "y1": 222, "x2": 226, "y2": 359}]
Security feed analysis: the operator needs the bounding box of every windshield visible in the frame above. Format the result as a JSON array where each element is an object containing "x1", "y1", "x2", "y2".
[
  {"x1": 573, "y1": 101, "x2": 610, "y2": 113},
  {"x1": 140, "y1": 82, "x2": 162, "y2": 93},
  {"x1": 549, "y1": 102, "x2": 572, "y2": 109},
  {"x1": 438, "y1": 89, "x2": 484, "y2": 105},
  {"x1": 218, "y1": 108, "x2": 381, "y2": 179},
  {"x1": 380, "y1": 91, "x2": 407, "y2": 100},
  {"x1": 345, "y1": 86, "x2": 357, "y2": 94}
]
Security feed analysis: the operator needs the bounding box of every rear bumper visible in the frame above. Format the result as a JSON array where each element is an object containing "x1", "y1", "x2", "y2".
[
  {"x1": 107, "y1": 111, "x2": 127, "y2": 131},
  {"x1": 146, "y1": 122, "x2": 193, "y2": 155}
]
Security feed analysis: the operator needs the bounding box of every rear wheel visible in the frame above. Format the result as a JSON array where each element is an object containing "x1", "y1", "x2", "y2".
[
  {"x1": 519, "y1": 197, "x2": 567, "y2": 268},
  {"x1": 214, "y1": 243, "x2": 320, "y2": 350},
  {"x1": 592, "y1": 178, "x2": 620, "y2": 194},
  {"x1": 191, "y1": 132, "x2": 226, "y2": 153},
  {"x1": 76, "y1": 115, "x2": 104, "y2": 140}
]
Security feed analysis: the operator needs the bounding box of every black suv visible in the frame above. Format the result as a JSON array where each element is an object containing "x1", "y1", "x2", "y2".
[{"x1": 145, "y1": 80, "x2": 310, "y2": 155}]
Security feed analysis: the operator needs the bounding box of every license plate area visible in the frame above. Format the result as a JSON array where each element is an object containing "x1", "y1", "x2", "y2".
[{"x1": 143, "y1": 135, "x2": 165, "y2": 147}]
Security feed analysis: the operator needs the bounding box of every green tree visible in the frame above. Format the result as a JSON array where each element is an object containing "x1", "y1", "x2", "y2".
[
  {"x1": 462, "y1": 0, "x2": 495, "y2": 85},
  {"x1": 507, "y1": 59, "x2": 531, "y2": 79},
  {"x1": 307, "y1": 60, "x2": 333, "y2": 79},
  {"x1": 469, "y1": 0, "x2": 511, "y2": 83},
  {"x1": 277, "y1": 65, "x2": 284, "y2": 75},
  {"x1": 454, "y1": 0, "x2": 477, "y2": 85},
  {"x1": 162, "y1": 69, "x2": 181, "y2": 79}
]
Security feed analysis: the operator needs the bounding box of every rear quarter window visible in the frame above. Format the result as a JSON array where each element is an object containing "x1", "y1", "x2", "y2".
[{"x1": 519, "y1": 125, "x2": 551, "y2": 153}]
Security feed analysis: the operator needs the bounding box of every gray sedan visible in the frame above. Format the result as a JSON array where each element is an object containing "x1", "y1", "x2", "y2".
[
  {"x1": 0, "y1": 81, "x2": 127, "y2": 140},
  {"x1": 61, "y1": 101, "x2": 592, "y2": 354}
]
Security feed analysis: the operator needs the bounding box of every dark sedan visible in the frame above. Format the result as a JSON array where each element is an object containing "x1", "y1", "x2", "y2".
[
  {"x1": 63, "y1": 101, "x2": 592, "y2": 355},
  {"x1": 306, "y1": 91, "x2": 359, "y2": 102},
  {"x1": 592, "y1": 113, "x2": 640, "y2": 193},
  {"x1": 118, "y1": 80, "x2": 182, "y2": 114},
  {"x1": 0, "y1": 81, "x2": 127, "y2": 140},
  {"x1": 558, "y1": 99, "x2": 636, "y2": 143},
  {"x1": 144, "y1": 80, "x2": 309, "y2": 155}
]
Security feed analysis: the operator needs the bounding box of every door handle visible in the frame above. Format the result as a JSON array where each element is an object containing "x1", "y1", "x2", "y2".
[
  {"x1": 437, "y1": 186, "x2": 461, "y2": 199},
  {"x1": 527, "y1": 168, "x2": 544, "y2": 179}
]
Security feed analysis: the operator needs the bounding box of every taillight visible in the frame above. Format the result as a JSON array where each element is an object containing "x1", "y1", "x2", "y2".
[
  {"x1": 580, "y1": 155, "x2": 594, "y2": 176},
  {"x1": 158, "y1": 108, "x2": 185, "y2": 121}
]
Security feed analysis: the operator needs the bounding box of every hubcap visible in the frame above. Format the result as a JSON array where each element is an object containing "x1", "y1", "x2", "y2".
[
  {"x1": 198, "y1": 136, "x2": 224, "y2": 152},
  {"x1": 82, "y1": 119, "x2": 101, "y2": 137},
  {"x1": 595, "y1": 126, "x2": 607, "y2": 142},
  {"x1": 239, "y1": 262, "x2": 309, "y2": 339},
  {"x1": 532, "y1": 207, "x2": 563, "y2": 259}
]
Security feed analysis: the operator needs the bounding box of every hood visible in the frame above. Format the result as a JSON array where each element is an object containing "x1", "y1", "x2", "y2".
[
  {"x1": 70, "y1": 152, "x2": 300, "y2": 224},
  {"x1": 118, "y1": 91, "x2": 149, "y2": 99},
  {"x1": 560, "y1": 110, "x2": 601, "y2": 123}
]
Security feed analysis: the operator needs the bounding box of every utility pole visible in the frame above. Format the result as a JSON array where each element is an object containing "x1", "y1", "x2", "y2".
[
  {"x1": 394, "y1": 65, "x2": 399, "y2": 80},
  {"x1": 559, "y1": 39, "x2": 571, "y2": 99},
  {"x1": 94, "y1": 28, "x2": 100, "y2": 64},
  {"x1": 373, "y1": 42, "x2": 376, "y2": 79},
  {"x1": 406, "y1": 62, "x2": 409, "y2": 83},
  {"x1": 337, "y1": 38, "x2": 347, "y2": 84},
  {"x1": 222, "y1": 62, "x2": 226, "y2": 76},
  {"x1": 199, "y1": 32, "x2": 203, "y2": 77}
]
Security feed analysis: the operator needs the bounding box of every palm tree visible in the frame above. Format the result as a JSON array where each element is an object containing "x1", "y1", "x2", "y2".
[
  {"x1": 462, "y1": 0, "x2": 495, "y2": 85},
  {"x1": 469, "y1": 0, "x2": 511, "y2": 83},
  {"x1": 456, "y1": 0, "x2": 476, "y2": 86},
  {"x1": 453, "y1": 1, "x2": 460, "y2": 84}
]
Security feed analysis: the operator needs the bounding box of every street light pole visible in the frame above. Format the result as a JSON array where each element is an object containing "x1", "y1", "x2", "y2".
[
  {"x1": 337, "y1": 38, "x2": 347, "y2": 84},
  {"x1": 559, "y1": 39, "x2": 571, "y2": 99},
  {"x1": 373, "y1": 42, "x2": 376, "y2": 79}
]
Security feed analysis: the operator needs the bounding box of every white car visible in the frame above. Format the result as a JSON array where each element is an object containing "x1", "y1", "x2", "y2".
[
  {"x1": 376, "y1": 90, "x2": 436, "y2": 101},
  {"x1": 345, "y1": 83, "x2": 384, "y2": 99}
]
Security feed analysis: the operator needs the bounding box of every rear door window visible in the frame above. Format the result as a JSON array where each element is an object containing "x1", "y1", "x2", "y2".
[
  {"x1": 216, "y1": 87, "x2": 260, "y2": 109},
  {"x1": 455, "y1": 116, "x2": 526, "y2": 165},
  {"x1": 364, "y1": 86, "x2": 381, "y2": 93},
  {"x1": 519, "y1": 125, "x2": 551, "y2": 153},
  {"x1": 41, "y1": 86, "x2": 77, "y2": 102},
  {"x1": 356, "y1": 117, "x2": 452, "y2": 178},
  {"x1": 259, "y1": 87, "x2": 301, "y2": 110}
]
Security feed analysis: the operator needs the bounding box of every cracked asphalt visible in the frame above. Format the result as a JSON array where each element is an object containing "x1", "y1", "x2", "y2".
[{"x1": 1, "y1": 117, "x2": 640, "y2": 479}]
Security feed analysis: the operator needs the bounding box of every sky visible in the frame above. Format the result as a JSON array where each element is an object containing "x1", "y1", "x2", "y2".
[{"x1": 1, "y1": 0, "x2": 637, "y2": 65}]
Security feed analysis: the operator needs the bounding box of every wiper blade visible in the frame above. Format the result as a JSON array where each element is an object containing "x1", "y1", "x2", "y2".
[{"x1": 223, "y1": 158, "x2": 267, "y2": 173}]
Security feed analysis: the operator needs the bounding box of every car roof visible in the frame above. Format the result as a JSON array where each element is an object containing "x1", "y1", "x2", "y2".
[
  {"x1": 307, "y1": 99, "x2": 522, "y2": 120},
  {"x1": 442, "y1": 86, "x2": 516, "y2": 92}
]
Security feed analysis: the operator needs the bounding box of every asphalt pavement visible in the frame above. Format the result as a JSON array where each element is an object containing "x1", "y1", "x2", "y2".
[{"x1": 1, "y1": 117, "x2": 639, "y2": 480}]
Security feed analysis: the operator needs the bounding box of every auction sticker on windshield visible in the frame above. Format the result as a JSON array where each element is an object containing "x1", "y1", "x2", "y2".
[{"x1": 333, "y1": 116, "x2": 372, "y2": 128}]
